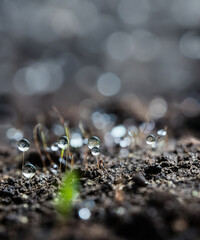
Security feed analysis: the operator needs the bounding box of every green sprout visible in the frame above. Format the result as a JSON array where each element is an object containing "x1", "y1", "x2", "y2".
[{"x1": 54, "y1": 170, "x2": 79, "y2": 217}]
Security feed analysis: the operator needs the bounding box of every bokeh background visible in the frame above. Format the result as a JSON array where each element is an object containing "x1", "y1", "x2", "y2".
[{"x1": 0, "y1": 0, "x2": 200, "y2": 129}]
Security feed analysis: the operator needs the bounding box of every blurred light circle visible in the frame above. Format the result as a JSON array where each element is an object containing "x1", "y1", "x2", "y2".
[
  {"x1": 104, "y1": 132, "x2": 114, "y2": 147},
  {"x1": 181, "y1": 97, "x2": 200, "y2": 117},
  {"x1": 149, "y1": 97, "x2": 168, "y2": 119},
  {"x1": 52, "y1": 9, "x2": 79, "y2": 38},
  {"x1": 97, "y1": 72, "x2": 121, "y2": 96},
  {"x1": 180, "y1": 32, "x2": 200, "y2": 59},
  {"x1": 14, "y1": 61, "x2": 63, "y2": 95},
  {"x1": 171, "y1": 0, "x2": 200, "y2": 27},
  {"x1": 118, "y1": 0, "x2": 150, "y2": 25},
  {"x1": 6, "y1": 128, "x2": 23, "y2": 141},
  {"x1": 131, "y1": 30, "x2": 161, "y2": 62},
  {"x1": 111, "y1": 125, "x2": 126, "y2": 138},
  {"x1": 107, "y1": 31, "x2": 133, "y2": 61},
  {"x1": 119, "y1": 137, "x2": 131, "y2": 148},
  {"x1": 70, "y1": 132, "x2": 83, "y2": 148},
  {"x1": 78, "y1": 208, "x2": 91, "y2": 220},
  {"x1": 51, "y1": 124, "x2": 65, "y2": 136}
]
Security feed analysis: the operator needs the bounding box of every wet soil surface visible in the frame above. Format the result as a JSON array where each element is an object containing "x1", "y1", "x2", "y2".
[{"x1": 0, "y1": 139, "x2": 200, "y2": 240}]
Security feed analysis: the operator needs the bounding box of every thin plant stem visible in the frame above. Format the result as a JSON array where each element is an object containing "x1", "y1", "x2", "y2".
[
  {"x1": 70, "y1": 152, "x2": 74, "y2": 169},
  {"x1": 53, "y1": 106, "x2": 74, "y2": 170},
  {"x1": 28, "y1": 180, "x2": 31, "y2": 190},
  {"x1": 22, "y1": 151, "x2": 25, "y2": 170},
  {"x1": 33, "y1": 124, "x2": 47, "y2": 172},
  {"x1": 40, "y1": 129, "x2": 54, "y2": 165},
  {"x1": 96, "y1": 156, "x2": 99, "y2": 169},
  {"x1": 65, "y1": 148, "x2": 68, "y2": 171},
  {"x1": 59, "y1": 148, "x2": 64, "y2": 172},
  {"x1": 83, "y1": 145, "x2": 88, "y2": 167}
]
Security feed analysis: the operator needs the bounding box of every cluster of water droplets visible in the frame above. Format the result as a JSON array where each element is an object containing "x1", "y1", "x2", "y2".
[
  {"x1": 146, "y1": 129, "x2": 167, "y2": 149},
  {"x1": 17, "y1": 138, "x2": 37, "y2": 179},
  {"x1": 88, "y1": 136, "x2": 101, "y2": 157}
]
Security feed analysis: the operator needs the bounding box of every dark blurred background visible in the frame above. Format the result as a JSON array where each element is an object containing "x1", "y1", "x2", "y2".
[{"x1": 0, "y1": 0, "x2": 200, "y2": 129}]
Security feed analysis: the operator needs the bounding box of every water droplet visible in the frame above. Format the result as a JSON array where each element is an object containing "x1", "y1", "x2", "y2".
[
  {"x1": 18, "y1": 139, "x2": 30, "y2": 152},
  {"x1": 157, "y1": 129, "x2": 167, "y2": 137},
  {"x1": 146, "y1": 134, "x2": 156, "y2": 145},
  {"x1": 91, "y1": 147, "x2": 100, "y2": 156},
  {"x1": 78, "y1": 208, "x2": 91, "y2": 220},
  {"x1": 97, "y1": 72, "x2": 121, "y2": 96},
  {"x1": 50, "y1": 164, "x2": 58, "y2": 174},
  {"x1": 149, "y1": 97, "x2": 168, "y2": 119},
  {"x1": 51, "y1": 142, "x2": 59, "y2": 151},
  {"x1": 111, "y1": 125, "x2": 126, "y2": 138},
  {"x1": 88, "y1": 136, "x2": 100, "y2": 149},
  {"x1": 22, "y1": 163, "x2": 36, "y2": 179},
  {"x1": 70, "y1": 132, "x2": 83, "y2": 148},
  {"x1": 58, "y1": 136, "x2": 69, "y2": 149}
]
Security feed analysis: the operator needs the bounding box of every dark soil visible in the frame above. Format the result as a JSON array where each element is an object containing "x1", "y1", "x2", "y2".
[{"x1": 0, "y1": 135, "x2": 200, "y2": 240}]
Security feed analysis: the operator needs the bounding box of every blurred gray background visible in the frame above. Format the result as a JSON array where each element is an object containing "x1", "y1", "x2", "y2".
[{"x1": 0, "y1": 0, "x2": 200, "y2": 111}]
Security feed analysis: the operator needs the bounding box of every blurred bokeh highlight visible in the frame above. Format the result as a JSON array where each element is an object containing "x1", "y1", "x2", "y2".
[{"x1": 0, "y1": 0, "x2": 200, "y2": 129}]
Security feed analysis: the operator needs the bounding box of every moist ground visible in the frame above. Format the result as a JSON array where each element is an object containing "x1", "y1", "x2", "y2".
[{"x1": 0, "y1": 138, "x2": 200, "y2": 240}]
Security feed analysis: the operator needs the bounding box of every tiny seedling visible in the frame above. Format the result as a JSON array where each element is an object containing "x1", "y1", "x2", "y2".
[
  {"x1": 87, "y1": 136, "x2": 101, "y2": 168},
  {"x1": 146, "y1": 127, "x2": 168, "y2": 149},
  {"x1": 128, "y1": 125, "x2": 138, "y2": 145},
  {"x1": 156, "y1": 127, "x2": 168, "y2": 147},
  {"x1": 58, "y1": 136, "x2": 69, "y2": 172},
  {"x1": 54, "y1": 170, "x2": 79, "y2": 217},
  {"x1": 128, "y1": 118, "x2": 152, "y2": 147},
  {"x1": 91, "y1": 146, "x2": 101, "y2": 168},
  {"x1": 53, "y1": 106, "x2": 74, "y2": 169},
  {"x1": 33, "y1": 124, "x2": 47, "y2": 171},
  {"x1": 18, "y1": 138, "x2": 30, "y2": 169},
  {"x1": 78, "y1": 122, "x2": 91, "y2": 168},
  {"x1": 39, "y1": 124, "x2": 54, "y2": 166}
]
